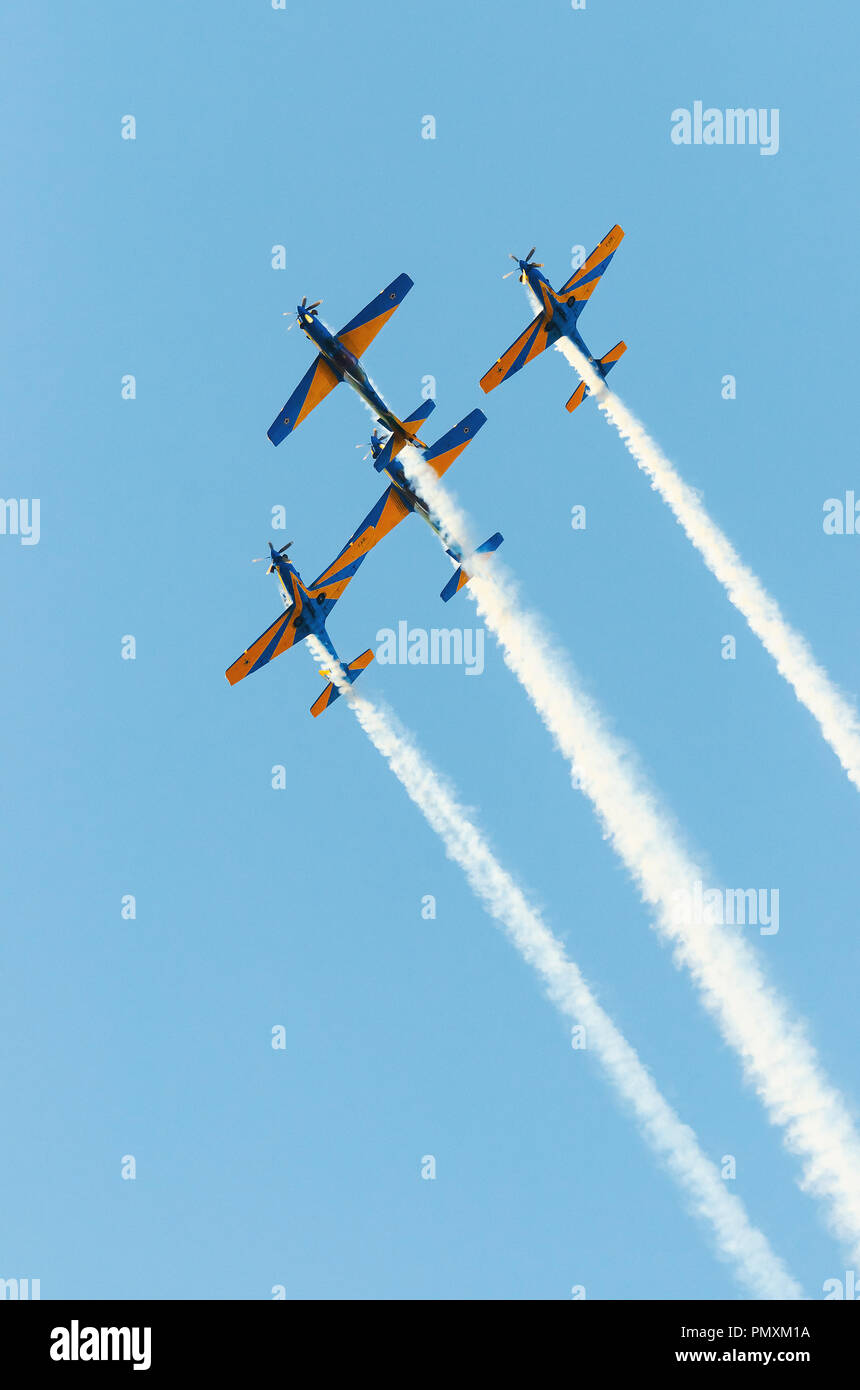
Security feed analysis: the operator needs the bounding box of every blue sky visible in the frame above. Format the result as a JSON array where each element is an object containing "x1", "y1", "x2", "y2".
[{"x1": 2, "y1": 0, "x2": 858, "y2": 1299}]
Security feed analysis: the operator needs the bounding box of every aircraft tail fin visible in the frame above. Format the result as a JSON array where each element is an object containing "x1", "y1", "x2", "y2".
[
  {"x1": 402, "y1": 398, "x2": 437, "y2": 430},
  {"x1": 384, "y1": 398, "x2": 436, "y2": 453},
  {"x1": 384, "y1": 412, "x2": 429, "y2": 450},
  {"x1": 565, "y1": 341, "x2": 627, "y2": 412},
  {"x1": 310, "y1": 648, "x2": 374, "y2": 718},
  {"x1": 440, "y1": 532, "x2": 503, "y2": 602}
]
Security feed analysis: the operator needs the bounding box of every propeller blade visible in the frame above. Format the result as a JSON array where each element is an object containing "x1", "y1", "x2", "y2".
[
  {"x1": 526, "y1": 246, "x2": 536, "y2": 262},
  {"x1": 307, "y1": 299, "x2": 322, "y2": 311},
  {"x1": 509, "y1": 253, "x2": 519, "y2": 262},
  {"x1": 502, "y1": 270, "x2": 516, "y2": 279},
  {"x1": 300, "y1": 296, "x2": 307, "y2": 308}
]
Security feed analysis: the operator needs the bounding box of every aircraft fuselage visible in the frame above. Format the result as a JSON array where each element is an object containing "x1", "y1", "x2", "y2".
[
  {"x1": 378, "y1": 453, "x2": 466, "y2": 566},
  {"x1": 269, "y1": 551, "x2": 338, "y2": 658},
  {"x1": 300, "y1": 315, "x2": 394, "y2": 426},
  {"x1": 522, "y1": 266, "x2": 601, "y2": 370}
]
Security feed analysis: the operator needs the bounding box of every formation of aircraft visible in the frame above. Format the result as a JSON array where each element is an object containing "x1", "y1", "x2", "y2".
[
  {"x1": 479, "y1": 225, "x2": 625, "y2": 413},
  {"x1": 230, "y1": 231, "x2": 624, "y2": 712}
]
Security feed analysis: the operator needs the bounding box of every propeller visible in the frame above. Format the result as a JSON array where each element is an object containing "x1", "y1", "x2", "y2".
[
  {"x1": 502, "y1": 247, "x2": 543, "y2": 280},
  {"x1": 355, "y1": 428, "x2": 381, "y2": 461},
  {"x1": 252, "y1": 541, "x2": 292, "y2": 575},
  {"x1": 283, "y1": 296, "x2": 322, "y2": 329}
]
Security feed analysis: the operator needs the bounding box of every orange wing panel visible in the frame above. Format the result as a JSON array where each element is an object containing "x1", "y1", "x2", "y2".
[
  {"x1": 559, "y1": 224, "x2": 624, "y2": 301},
  {"x1": 479, "y1": 314, "x2": 552, "y2": 394},
  {"x1": 336, "y1": 273, "x2": 413, "y2": 359},
  {"x1": 225, "y1": 607, "x2": 302, "y2": 685}
]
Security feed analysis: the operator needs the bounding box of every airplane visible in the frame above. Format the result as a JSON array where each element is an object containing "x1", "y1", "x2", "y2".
[
  {"x1": 479, "y1": 226, "x2": 626, "y2": 414},
  {"x1": 225, "y1": 540, "x2": 375, "y2": 717},
  {"x1": 352, "y1": 398, "x2": 503, "y2": 602},
  {"x1": 267, "y1": 273, "x2": 429, "y2": 448}
]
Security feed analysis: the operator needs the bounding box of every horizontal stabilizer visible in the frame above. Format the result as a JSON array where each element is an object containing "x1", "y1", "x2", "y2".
[
  {"x1": 402, "y1": 398, "x2": 437, "y2": 430},
  {"x1": 390, "y1": 413, "x2": 428, "y2": 449},
  {"x1": 598, "y1": 340, "x2": 627, "y2": 374},
  {"x1": 565, "y1": 341, "x2": 626, "y2": 413},
  {"x1": 440, "y1": 531, "x2": 503, "y2": 602},
  {"x1": 310, "y1": 648, "x2": 374, "y2": 718}
]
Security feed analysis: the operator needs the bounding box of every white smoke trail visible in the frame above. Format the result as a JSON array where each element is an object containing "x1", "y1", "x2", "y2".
[
  {"x1": 305, "y1": 634, "x2": 802, "y2": 1298},
  {"x1": 552, "y1": 331, "x2": 860, "y2": 793},
  {"x1": 389, "y1": 451, "x2": 860, "y2": 1264}
]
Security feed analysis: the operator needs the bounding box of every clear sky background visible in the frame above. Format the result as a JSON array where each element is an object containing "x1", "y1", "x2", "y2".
[{"x1": 2, "y1": 1, "x2": 858, "y2": 1300}]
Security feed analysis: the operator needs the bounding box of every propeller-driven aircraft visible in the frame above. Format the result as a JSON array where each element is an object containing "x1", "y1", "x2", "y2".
[
  {"x1": 353, "y1": 400, "x2": 503, "y2": 601},
  {"x1": 479, "y1": 227, "x2": 626, "y2": 413},
  {"x1": 225, "y1": 541, "x2": 374, "y2": 717},
  {"x1": 267, "y1": 274, "x2": 429, "y2": 447}
]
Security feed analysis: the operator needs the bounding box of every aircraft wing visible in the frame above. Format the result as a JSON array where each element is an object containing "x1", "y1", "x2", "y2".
[
  {"x1": 479, "y1": 313, "x2": 554, "y2": 394},
  {"x1": 558, "y1": 224, "x2": 624, "y2": 304},
  {"x1": 267, "y1": 354, "x2": 340, "y2": 446},
  {"x1": 422, "y1": 408, "x2": 487, "y2": 478},
  {"x1": 336, "y1": 273, "x2": 413, "y2": 359},
  {"x1": 307, "y1": 486, "x2": 412, "y2": 615},
  {"x1": 226, "y1": 605, "x2": 306, "y2": 685}
]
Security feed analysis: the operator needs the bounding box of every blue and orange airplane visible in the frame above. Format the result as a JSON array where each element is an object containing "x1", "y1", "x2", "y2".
[
  {"x1": 226, "y1": 407, "x2": 501, "y2": 711},
  {"x1": 267, "y1": 273, "x2": 429, "y2": 447},
  {"x1": 479, "y1": 226, "x2": 626, "y2": 413},
  {"x1": 225, "y1": 540, "x2": 375, "y2": 716},
  {"x1": 357, "y1": 400, "x2": 503, "y2": 601}
]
